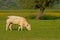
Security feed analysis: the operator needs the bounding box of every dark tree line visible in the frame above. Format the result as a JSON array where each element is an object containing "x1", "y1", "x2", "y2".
[{"x1": 0, "y1": 0, "x2": 59, "y2": 10}]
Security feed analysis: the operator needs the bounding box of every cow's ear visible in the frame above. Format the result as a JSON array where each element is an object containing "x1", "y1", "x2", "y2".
[{"x1": 27, "y1": 24, "x2": 28, "y2": 26}]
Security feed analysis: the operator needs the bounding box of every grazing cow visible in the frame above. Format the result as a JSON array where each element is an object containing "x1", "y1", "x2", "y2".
[{"x1": 6, "y1": 16, "x2": 31, "y2": 31}]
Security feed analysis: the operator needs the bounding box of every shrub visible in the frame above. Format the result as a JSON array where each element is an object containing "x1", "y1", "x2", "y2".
[{"x1": 26, "y1": 15, "x2": 60, "y2": 20}]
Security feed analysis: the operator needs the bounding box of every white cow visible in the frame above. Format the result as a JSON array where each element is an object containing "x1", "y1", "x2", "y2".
[{"x1": 6, "y1": 16, "x2": 31, "y2": 31}]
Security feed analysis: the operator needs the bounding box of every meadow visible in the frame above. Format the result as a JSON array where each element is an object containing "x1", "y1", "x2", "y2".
[{"x1": 0, "y1": 10, "x2": 60, "y2": 40}]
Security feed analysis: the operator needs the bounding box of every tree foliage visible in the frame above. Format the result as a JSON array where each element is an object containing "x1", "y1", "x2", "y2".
[
  {"x1": 0, "y1": 0, "x2": 59, "y2": 9},
  {"x1": 34, "y1": 0, "x2": 60, "y2": 9},
  {"x1": 34, "y1": 0, "x2": 60, "y2": 19}
]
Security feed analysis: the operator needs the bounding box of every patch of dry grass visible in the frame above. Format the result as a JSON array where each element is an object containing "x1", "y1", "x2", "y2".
[{"x1": 0, "y1": 10, "x2": 60, "y2": 20}]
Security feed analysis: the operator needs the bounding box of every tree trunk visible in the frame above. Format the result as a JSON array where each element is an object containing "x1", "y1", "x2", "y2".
[{"x1": 36, "y1": 7, "x2": 45, "y2": 20}]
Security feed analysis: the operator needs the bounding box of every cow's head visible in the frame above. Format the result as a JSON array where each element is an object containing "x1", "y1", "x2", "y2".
[{"x1": 25, "y1": 24, "x2": 31, "y2": 31}]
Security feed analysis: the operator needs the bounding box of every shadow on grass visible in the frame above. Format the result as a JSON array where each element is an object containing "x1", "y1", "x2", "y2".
[
  {"x1": 12, "y1": 27, "x2": 28, "y2": 31},
  {"x1": 25, "y1": 15, "x2": 60, "y2": 20}
]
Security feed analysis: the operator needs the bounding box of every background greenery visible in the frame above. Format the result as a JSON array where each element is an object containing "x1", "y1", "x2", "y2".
[
  {"x1": 0, "y1": 0, "x2": 60, "y2": 10},
  {"x1": 0, "y1": 9, "x2": 60, "y2": 20}
]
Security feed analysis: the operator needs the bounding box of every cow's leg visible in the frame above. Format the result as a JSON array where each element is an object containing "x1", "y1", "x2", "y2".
[
  {"x1": 6, "y1": 23, "x2": 10, "y2": 31},
  {"x1": 18, "y1": 26, "x2": 21, "y2": 31},
  {"x1": 20, "y1": 25, "x2": 23, "y2": 31},
  {"x1": 18, "y1": 24, "x2": 23, "y2": 31},
  {"x1": 9, "y1": 24, "x2": 12, "y2": 31}
]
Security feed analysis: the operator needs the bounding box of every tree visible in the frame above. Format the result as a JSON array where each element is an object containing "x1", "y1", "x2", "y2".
[{"x1": 34, "y1": 0, "x2": 59, "y2": 19}]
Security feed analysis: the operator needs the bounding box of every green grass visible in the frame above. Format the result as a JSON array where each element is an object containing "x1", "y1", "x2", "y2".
[
  {"x1": 0, "y1": 10, "x2": 60, "y2": 40},
  {"x1": 0, "y1": 19, "x2": 60, "y2": 40}
]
